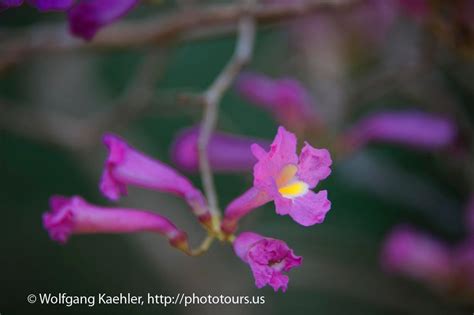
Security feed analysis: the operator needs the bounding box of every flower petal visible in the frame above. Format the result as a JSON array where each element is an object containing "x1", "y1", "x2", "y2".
[
  {"x1": 233, "y1": 231, "x2": 265, "y2": 262},
  {"x1": 276, "y1": 190, "x2": 331, "y2": 226},
  {"x1": 252, "y1": 126, "x2": 298, "y2": 192},
  {"x1": 297, "y1": 142, "x2": 332, "y2": 188}
]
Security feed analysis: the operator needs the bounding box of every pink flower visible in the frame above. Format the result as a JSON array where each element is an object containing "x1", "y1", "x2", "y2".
[
  {"x1": 381, "y1": 225, "x2": 453, "y2": 287},
  {"x1": 171, "y1": 127, "x2": 270, "y2": 173},
  {"x1": 233, "y1": 232, "x2": 302, "y2": 292},
  {"x1": 235, "y1": 72, "x2": 319, "y2": 132},
  {"x1": 222, "y1": 126, "x2": 331, "y2": 234},
  {"x1": 100, "y1": 133, "x2": 211, "y2": 228},
  {"x1": 42, "y1": 195, "x2": 189, "y2": 252},
  {"x1": 344, "y1": 111, "x2": 457, "y2": 152}
]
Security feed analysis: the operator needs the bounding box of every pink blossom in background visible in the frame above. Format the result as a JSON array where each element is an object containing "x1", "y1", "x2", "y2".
[
  {"x1": 233, "y1": 232, "x2": 302, "y2": 292},
  {"x1": 381, "y1": 225, "x2": 454, "y2": 287},
  {"x1": 42, "y1": 195, "x2": 189, "y2": 251},
  {"x1": 222, "y1": 126, "x2": 331, "y2": 234},
  {"x1": 100, "y1": 133, "x2": 211, "y2": 227},
  {"x1": 171, "y1": 127, "x2": 270, "y2": 173},
  {"x1": 235, "y1": 72, "x2": 319, "y2": 132},
  {"x1": 344, "y1": 111, "x2": 457, "y2": 152},
  {"x1": 68, "y1": 0, "x2": 139, "y2": 40}
]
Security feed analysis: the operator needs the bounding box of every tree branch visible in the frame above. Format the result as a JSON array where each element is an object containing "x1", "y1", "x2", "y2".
[{"x1": 0, "y1": 0, "x2": 359, "y2": 71}]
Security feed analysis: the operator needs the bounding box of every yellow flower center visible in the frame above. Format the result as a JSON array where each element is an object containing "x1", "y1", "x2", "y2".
[{"x1": 276, "y1": 164, "x2": 308, "y2": 199}]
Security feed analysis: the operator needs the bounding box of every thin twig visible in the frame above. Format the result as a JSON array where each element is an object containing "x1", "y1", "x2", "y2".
[
  {"x1": 197, "y1": 2, "x2": 256, "y2": 233},
  {"x1": 188, "y1": 235, "x2": 216, "y2": 256}
]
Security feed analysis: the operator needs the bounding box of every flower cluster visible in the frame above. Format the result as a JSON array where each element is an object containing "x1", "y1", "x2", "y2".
[
  {"x1": 220, "y1": 69, "x2": 464, "y2": 296},
  {"x1": 43, "y1": 127, "x2": 332, "y2": 292},
  {"x1": 42, "y1": 133, "x2": 213, "y2": 254}
]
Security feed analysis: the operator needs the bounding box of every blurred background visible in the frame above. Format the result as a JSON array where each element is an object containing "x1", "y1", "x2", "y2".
[{"x1": 1, "y1": 0, "x2": 473, "y2": 314}]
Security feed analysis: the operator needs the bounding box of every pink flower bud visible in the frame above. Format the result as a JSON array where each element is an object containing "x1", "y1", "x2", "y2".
[
  {"x1": 100, "y1": 133, "x2": 211, "y2": 228},
  {"x1": 43, "y1": 195, "x2": 189, "y2": 252}
]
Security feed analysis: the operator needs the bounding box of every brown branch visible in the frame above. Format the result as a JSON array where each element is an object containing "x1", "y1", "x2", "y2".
[
  {"x1": 197, "y1": 2, "x2": 256, "y2": 234},
  {"x1": 0, "y1": 0, "x2": 359, "y2": 71}
]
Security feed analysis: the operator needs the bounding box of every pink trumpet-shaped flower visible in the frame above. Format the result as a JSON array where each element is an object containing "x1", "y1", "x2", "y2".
[
  {"x1": 42, "y1": 195, "x2": 189, "y2": 252},
  {"x1": 222, "y1": 126, "x2": 332, "y2": 234},
  {"x1": 381, "y1": 225, "x2": 454, "y2": 287},
  {"x1": 171, "y1": 127, "x2": 270, "y2": 173},
  {"x1": 233, "y1": 232, "x2": 302, "y2": 292},
  {"x1": 343, "y1": 111, "x2": 457, "y2": 152},
  {"x1": 235, "y1": 72, "x2": 319, "y2": 131},
  {"x1": 68, "y1": 0, "x2": 139, "y2": 40},
  {"x1": 100, "y1": 133, "x2": 211, "y2": 228}
]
